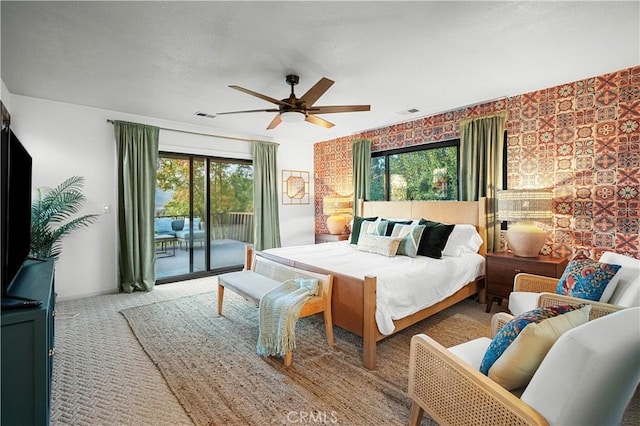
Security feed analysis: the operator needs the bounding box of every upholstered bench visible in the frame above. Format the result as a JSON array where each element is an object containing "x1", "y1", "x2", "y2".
[{"x1": 217, "y1": 248, "x2": 334, "y2": 366}]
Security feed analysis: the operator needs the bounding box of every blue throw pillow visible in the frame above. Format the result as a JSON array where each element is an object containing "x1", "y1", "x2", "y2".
[
  {"x1": 479, "y1": 304, "x2": 582, "y2": 375},
  {"x1": 555, "y1": 254, "x2": 621, "y2": 301},
  {"x1": 390, "y1": 224, "x2": 426, "y2": 258},
  {"x1": 154, "y1": 217, "x2": 173, "y2": 234}
]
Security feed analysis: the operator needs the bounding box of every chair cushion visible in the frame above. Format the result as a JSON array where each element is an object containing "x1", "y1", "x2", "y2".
[
  {"x1": 600, "y1": 252, "x2": 640, "y2": 307},
  {"x1": 521, "y1": 307, "x2": 640, "y2": 426},
  {"x1": 171, "y1": 219, "x2": 184, "y2": 231},
  {"x1": 555, "y1": 254, "x2": 621, "y2": 301},
  {"x1": 218, "y1": 270, "x2": 281, "y2": 301},
  {"x1": 508, "y1": 291, "x2": 541, "y2": 317},
  {"x1": 480, "y1": 304, "x2": 591, "y2": 390},
  {"x1": 390, "y1": 224, "x2": 426, "y2": 258},
  {"x1": 448, "y1": 337, "x2": 492, "y2": 370},
  {"x1": 154, "y1": 217, "x2": 173, "y2": 234}
]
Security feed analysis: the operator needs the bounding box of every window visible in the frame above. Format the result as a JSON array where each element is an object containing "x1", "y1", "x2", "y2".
[
  {"x1": 370, "y1": 140, "x2": 459, "y2": 201},
  {"x1": 155, "y1": 153, "x2": 253, "y2": 282}
]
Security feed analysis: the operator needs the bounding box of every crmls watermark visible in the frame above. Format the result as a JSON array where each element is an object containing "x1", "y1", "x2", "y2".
[{"x1": 285, "y1": 410, "x2": 338, "y2": 424}]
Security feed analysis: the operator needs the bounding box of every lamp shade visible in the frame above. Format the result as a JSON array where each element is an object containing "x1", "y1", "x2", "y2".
[
  {"x1": 323, "y1": 197, "x2": 353, "y2": 234},
  {"x1": 497, "y1": 189, "x2": 553, "y2": 257},
  {"x1": 497, "y1": 189, "x2": 553, "y2": 222}
]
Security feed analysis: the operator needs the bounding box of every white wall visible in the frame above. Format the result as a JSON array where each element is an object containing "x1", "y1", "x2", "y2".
[{"x1": 7, "y1": 92, "x2": 315, "y2": 300}]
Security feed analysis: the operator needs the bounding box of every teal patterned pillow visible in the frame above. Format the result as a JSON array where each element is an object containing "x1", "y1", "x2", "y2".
[
  {"x1": 360, "y1": 220, "x2": 389, "y2": 237},
  {"x1": 382, "y1": 219, "x2": 413, "y2": 236},
  {"x1": 479, "y1": 304, "x2": 582, "y2": 375},
  {"x1": 390, "y1": 224, "x2": 426, "y2": 257},
  {"x1": 555, "y1": 254, "x2": 622, "y2": 301}
]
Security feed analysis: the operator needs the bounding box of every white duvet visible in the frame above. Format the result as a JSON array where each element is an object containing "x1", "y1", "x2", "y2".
[{"x1": 264, "y1": 241, "x2": 485, "y2": 335}]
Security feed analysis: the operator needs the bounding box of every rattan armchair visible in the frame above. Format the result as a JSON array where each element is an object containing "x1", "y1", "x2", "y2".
[
  {"x1": 408, "y1": 304, "x2": 638, "y2": 426},
  {"x1": 509, "y1": 251, "x2": 640, "y2": 318},
  {"x1": 510, "y1": 273, "x2": 624, "y2": 319}
]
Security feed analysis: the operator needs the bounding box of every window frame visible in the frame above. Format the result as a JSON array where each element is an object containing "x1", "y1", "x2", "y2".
[{"x1": 371, "y1": 139, "x2": 460, "y2": 201}]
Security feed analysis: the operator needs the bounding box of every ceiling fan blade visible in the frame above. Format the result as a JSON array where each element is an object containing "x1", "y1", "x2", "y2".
[
  {"x1": 266, "y1": 114, "x2": 282, "y2": 130},
  {"x1": 229, "y1": 85, "x2": 295, "y2": 107},
  {"x1": 308, "y1": 105, "x2": 371, "y2": 114},
  {"x1": 305, "y1": 114, "x2": 334, "y2": 128},
  {"x1": 299, "y1": 77, "x2": 334, "y2": 107},
  {"x1": 216, "y1": 108, "x2": 279, "y2": 115}
]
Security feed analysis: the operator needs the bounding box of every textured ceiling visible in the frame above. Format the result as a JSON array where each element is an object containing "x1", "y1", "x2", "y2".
[{"x1": 1, "y1": 1, "x2": 639, "y2": 144}]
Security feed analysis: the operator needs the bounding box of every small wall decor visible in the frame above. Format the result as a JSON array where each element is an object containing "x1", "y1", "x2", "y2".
[{"x1": 282, "y1": 169, "x2": 309, "y2": 205}]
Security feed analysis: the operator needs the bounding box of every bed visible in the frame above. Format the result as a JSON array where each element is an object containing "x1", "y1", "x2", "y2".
[{"x1": 256, "y1": 199, "x2": 487, "y2": 370}]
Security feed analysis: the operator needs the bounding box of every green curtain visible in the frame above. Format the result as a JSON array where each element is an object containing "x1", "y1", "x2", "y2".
[
  {"x1": 459, "y1": 113, "x2": 507, "y2": 252},
  {"x1": 114, "y1": 121, "x2": 159, "y2": 293},
  {"x1": 352, "y1": 139, "x2": 372, "y2": 215},
  {"x1": 252, "y1": 141, "x2": 281, "y2": 251}
]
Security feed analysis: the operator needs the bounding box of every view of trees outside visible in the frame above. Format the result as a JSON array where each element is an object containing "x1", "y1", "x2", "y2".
[
  {"x1": 370, "y1": 145, "x2": 458, "y2": 201},
  {"x1": 155, "y1": 156, "x2": 253, "y2": 220}
]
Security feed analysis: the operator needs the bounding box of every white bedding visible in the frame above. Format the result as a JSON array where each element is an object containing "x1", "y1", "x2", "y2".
[{"x1": 263, "y1": 241, "x2": 485, "y2": 335}]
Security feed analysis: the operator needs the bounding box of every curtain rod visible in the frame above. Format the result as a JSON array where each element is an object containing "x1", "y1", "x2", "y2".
[{"x1": 106, "y1": 119, "x2": 276, "y2": 144}]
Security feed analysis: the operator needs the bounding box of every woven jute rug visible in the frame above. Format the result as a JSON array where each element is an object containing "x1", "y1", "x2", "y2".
[{"x1": 120, "y1": 290, "x2": 491, "y2": 425}]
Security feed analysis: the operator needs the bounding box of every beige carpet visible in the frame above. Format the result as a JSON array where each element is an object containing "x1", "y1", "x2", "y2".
[{"x1": 121, "y1": 289, "x2": 492, "y2": 425}]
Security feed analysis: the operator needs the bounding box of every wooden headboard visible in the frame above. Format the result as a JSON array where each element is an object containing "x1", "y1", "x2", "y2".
[{"x1": 360, "y1": 198, "x2": 487, "y2": 255}]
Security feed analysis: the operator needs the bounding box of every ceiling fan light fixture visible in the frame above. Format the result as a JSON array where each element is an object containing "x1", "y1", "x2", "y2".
[{"x1": 280, "y1": 110, "x2": 306, "y2": 123}]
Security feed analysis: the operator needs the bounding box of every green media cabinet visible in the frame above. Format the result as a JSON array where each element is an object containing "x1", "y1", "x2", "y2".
[{"x1": 1, "y1": 258, "x2": 55, "y2": 426}]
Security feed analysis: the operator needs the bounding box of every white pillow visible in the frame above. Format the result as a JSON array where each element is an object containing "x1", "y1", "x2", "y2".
[
  {"x1": 442, "y1": 224, "x2": 483, "y2": 257},
  {"x1": 599, "y1": 252, "x2": 640, "y2": 306}
]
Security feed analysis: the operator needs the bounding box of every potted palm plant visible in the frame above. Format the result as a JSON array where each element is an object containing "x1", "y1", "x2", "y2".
[{"x1": 30, "y1": 176, "x2": 99, "y2": 259}]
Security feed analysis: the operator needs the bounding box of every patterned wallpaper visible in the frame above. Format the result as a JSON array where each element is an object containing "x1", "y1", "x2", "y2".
[{"x1": 314, "y1": 65, "x2": 640, "y2": 260}]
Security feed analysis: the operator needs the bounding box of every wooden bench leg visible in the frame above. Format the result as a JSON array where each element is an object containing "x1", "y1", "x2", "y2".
[
  {"x1": 284, "y1": 351, "x2": 292, "y2": 367},
  {"x1": 323, "y1": 308, "x2": 334, "y2": 347},
  {"x1": 217, "y1": 284, "x2": 225, "y2": 315}
]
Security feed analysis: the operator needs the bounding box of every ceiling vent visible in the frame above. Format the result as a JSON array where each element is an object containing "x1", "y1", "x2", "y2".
[
  {"x1": 195, "y1": 111, "x2": 216, "y2": 119},
  {"x1": 397, "y1": 108, "x2": 420, "y2": 115}
]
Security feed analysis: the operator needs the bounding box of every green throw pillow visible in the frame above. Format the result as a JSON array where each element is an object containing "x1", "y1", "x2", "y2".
[
  {"x1": 417, "y1": 219, "x2": 455, "y2": 258},
  {"x1": 349, "y1": 216, "x2": 378, "y2": 244}
]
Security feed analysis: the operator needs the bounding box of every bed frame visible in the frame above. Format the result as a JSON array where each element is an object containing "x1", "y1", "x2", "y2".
[{"x1": 254, "y1": 198, "x2": 487, "y2": 370}]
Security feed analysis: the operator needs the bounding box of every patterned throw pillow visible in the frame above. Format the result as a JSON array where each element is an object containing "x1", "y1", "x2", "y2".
[
  {"x1": 349, "y1": 216, "x2": 378, "y2": 244},
  {"x1": 382, "y1": 219, "x2": 414, "y2": 236},
  {"x1": 486, "y1": 305, "x2": 590, "y2": 390},
  {"x1": 356, "y1": 232, "x2": 402, "y2": 257},
  {"x1": 360, "y1": 220, "x2": 389, "y2": 237},
  {"x1": 390, "y1": 224, "x2": 426, "y2": 258},
  {"x1": 555, "y1": 254, "x2": 622, "y2": 301},
  {"x1": 417, "y1": 219, "x2": 455, "y2": 259},
  {"x1": 479, "y1": 305, "x2": 588, "y2": 377}
]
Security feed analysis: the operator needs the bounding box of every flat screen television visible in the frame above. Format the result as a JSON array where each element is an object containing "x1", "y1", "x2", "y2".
[{"x1": 1, "y1": 126, "x2": 33, "y2": 295}]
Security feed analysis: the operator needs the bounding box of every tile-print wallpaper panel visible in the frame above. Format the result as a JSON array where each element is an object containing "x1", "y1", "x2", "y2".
[{"x1": 314, "y1": 65, "x2": 640, "y2": 259}]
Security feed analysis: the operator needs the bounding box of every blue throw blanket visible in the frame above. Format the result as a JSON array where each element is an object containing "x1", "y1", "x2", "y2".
[{"x1": 256, "y1": 278, "x2": 319, "y2": 357}]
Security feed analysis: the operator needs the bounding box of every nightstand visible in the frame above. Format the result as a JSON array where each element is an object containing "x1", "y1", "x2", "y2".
[
  {"x1": 485, "y1": 252, "x2": 568, "y2": 313},
  {"x1": 315, "y1": 233, "x2": 350, "y2": 244}
]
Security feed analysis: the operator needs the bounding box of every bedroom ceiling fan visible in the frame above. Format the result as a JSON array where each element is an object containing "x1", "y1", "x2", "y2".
[{"x1": 216, "y1": 74, "x2": 370, "y2": 129}]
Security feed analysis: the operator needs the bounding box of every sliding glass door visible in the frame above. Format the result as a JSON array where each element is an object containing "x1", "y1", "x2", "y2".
[
  {"x1": 154, "y1": 153, "x2": 253, "y2": 282},
  {"x1": 208, "y1": 159, "x2": 253, "y2": 271}
]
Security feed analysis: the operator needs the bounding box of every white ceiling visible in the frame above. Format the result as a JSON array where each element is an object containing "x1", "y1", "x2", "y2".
[{"x1": 1, "y1": 1, "x2": 639, "y2": 145}]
